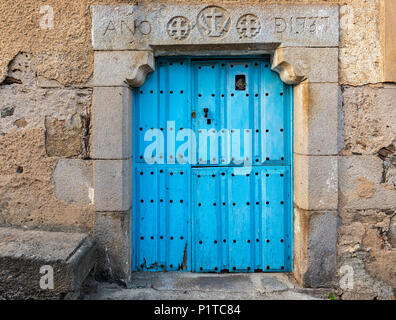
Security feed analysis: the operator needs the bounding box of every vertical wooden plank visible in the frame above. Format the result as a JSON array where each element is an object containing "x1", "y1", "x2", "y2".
[{"x1": 192, "y1": 168, "x2": 221, "y2": 272}]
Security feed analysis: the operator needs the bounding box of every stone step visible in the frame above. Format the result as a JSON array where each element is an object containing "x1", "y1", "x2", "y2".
[
  {"x1": 83, "y1": 273, "x2": 322, "y2": 300},
  {"x1": 0, "y1": 227, "x2": 97, "y2": 299}
]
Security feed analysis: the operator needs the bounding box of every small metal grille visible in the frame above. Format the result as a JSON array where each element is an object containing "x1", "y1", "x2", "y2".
[{"x1": 235, "y1": 74, "x2": 246, "y2": 91}]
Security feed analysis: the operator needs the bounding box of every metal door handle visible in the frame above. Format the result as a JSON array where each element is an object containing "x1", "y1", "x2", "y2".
[{"x1": 203, "y1": 108, "x2": 209, "y2": 118}]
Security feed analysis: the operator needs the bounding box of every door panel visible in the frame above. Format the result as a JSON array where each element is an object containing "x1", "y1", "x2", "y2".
[
  {"x1": 133, "y1": 165, "x2": 191, "y2": 271},
  {"x1": 133, "y1": 57, "x2": 192, "y2": 271},
  {"x1": 192, "y1": 59, "x2": 291, "y2": 167},
  {"x1": 192, "y1": 167, "x2": 291, "y2": 272}
]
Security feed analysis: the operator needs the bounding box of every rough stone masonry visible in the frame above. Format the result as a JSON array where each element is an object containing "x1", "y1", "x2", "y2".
[{"x1": 0, "y1": 0, "x2": 395, "y2": 300}]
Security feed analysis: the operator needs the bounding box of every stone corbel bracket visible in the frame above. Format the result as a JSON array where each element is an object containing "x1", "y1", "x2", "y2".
[
  {"x1": 94, "y1": 51, "x2": 155, "y2": 87},
  {"x1": 271, "y1": 47, "x2": 307, "y2": 85}
]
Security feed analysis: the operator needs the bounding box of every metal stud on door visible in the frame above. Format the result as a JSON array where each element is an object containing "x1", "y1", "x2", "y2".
[{"x1": 132, "y1": 57, "x2": 293, "y2": 273}]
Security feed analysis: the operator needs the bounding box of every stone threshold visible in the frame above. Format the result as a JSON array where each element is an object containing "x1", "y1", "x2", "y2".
[{"x1": 83, "y1": 272, "x2": 331, "y2": 300}]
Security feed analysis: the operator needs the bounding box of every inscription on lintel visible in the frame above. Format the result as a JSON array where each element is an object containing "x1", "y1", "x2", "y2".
[{"x1": 92, "y1": 4, "x2": 339, "y2": 50}]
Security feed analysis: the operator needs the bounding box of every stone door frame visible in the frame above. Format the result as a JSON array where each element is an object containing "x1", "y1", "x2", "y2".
[{"x1": 91, "y1": 4, "x2": 340, "y2": 288}]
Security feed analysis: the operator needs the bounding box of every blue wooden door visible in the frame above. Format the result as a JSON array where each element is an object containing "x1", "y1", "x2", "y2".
[{"x1": 132, "y1": 57, "x2": 293, "y2": 272}]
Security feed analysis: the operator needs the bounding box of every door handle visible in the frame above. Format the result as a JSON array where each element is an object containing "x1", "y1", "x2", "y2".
[{"x1": 203, "y1": 108, "x2": 209, "y2": 118}]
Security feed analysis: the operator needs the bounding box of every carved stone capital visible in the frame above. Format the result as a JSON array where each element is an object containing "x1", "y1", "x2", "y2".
[
  {"x1": 271, "y1": 47, "x2": 307, "y2": 85},
  {"x1": 271, "y1": 47, "x2": 338, "y2": 85},
  {"x1": 94, "y1": 51, "x2": 155, "y2": 87}
]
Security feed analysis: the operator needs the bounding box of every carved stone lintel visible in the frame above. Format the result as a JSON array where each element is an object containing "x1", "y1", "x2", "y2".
[
  {"x1": 91, "y1": 4, "x2": 339, "y2": 50},
  {"x1": 94, "y1": 51, "x2": 155, "y2": 87}
]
